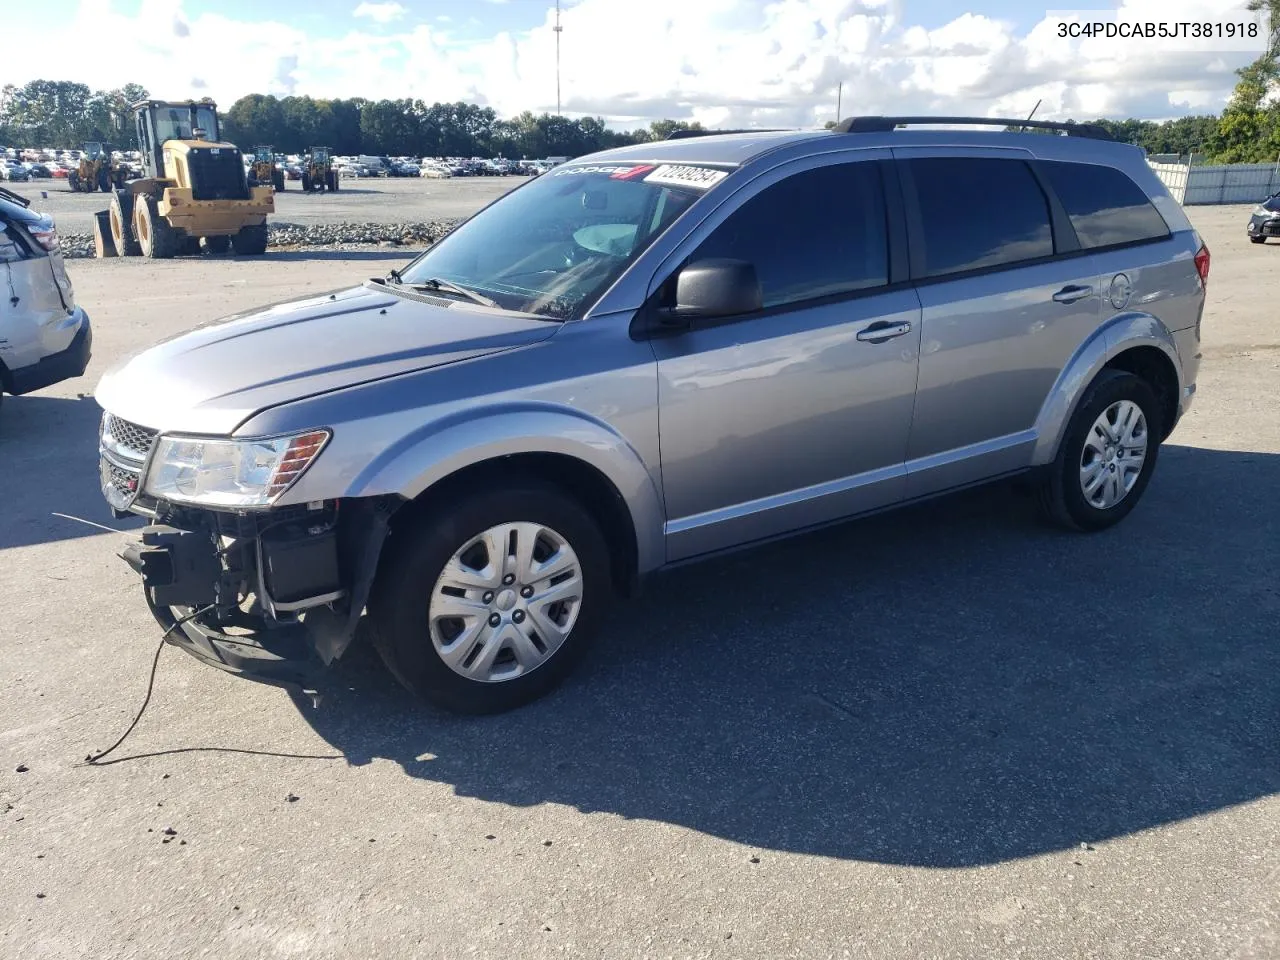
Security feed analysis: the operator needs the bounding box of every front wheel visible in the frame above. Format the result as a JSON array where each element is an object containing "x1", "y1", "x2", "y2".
[
  {"x1": 1250, "y1": 235, "x2": 1267, "y2": 244},
  {"x1": 1038, "y1": 369, "x2": 1162, "y2": 532},
  {"x1": 230, "y1": 223, "x2": 268, "y2": 255},
  {"x1": 369, "y1": 482, "x2": 611, "y2": 714}
]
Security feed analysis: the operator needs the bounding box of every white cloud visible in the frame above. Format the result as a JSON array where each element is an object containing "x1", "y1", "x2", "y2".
[
  {"x1": 353, "y1": 2, "x2": 406, "y2": 24},
  {"x1": 0, "y1": 0, "x2": 1263, "y2": 129}
]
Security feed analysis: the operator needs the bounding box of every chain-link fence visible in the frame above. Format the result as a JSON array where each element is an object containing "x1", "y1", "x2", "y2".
[{"x1": 1149, "y1": 158, "x2": 1280, "y2": 205}]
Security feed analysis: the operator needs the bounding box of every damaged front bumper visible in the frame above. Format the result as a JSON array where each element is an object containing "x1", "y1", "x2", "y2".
[{"x1": 118, "y1": 497, "x2": 395, "y2": 694}]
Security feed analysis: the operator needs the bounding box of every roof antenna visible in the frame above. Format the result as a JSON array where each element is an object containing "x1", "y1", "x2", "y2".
[{"x1": 1018, "y1": 99, "x2": 1042, "y2": 134}]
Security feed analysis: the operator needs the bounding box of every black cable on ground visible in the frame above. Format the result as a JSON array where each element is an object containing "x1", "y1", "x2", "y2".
[{"x1": 82, "y1": 605, "x2": 213, "y2": 765}]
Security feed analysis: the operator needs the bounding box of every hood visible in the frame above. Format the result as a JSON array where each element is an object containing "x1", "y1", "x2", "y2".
[{"x1": 95, "y1": 282, "x2": 559, "y2": 435}]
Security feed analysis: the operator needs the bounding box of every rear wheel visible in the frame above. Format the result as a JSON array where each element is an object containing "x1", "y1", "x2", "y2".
[
  {"x1": 108, "y1": 190, "x2": 140, "y2": 256},
  {"x1": 369, "y1": 482, "x2": 611, "y2": 714},
  {"x1": 1038, "y1": 369, "x2": 1162, "y2": 532},
  {"x1": 97, "y1": 167, "x2": 111, "y2": 192},
  {"x1": 230, "y1": 222, "x2": 268, "y2": 256},
  {"x1": 301, "y1": 173, "x2": 312, "y2": 192},
  {"x1": 135, "y1": 195, "x2": 179, "y2": 259},
  {"x1": 201, "y1": 235, "x2": 231, "y2": 254},
  {"x1": 67, "y1": 171, "x2": 80, "y2": 192}
]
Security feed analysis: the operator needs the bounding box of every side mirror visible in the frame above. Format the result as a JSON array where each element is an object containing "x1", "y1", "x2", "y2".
[{"x1": 664, "y1": 258, "x2": 763, "y2": 322}]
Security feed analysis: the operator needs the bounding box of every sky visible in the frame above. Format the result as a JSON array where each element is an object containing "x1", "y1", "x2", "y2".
[{"x1": 0, "y1": 0, "x2": 1269, "y2": 128}]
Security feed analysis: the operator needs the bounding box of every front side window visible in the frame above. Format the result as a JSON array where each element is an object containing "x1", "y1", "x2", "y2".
[
  {"x1": 905, "y1": 157, "x2": 1054, "y2": 278},
  {"x1": 1040, "y1": 160, "x2": 1170, "y2": 249},
  {"x1": 687, "y1": 161, "x2": 889, "y2": 309},
  {"x1": 399, "y1": 162, "x2": 716, "y2": 319}
]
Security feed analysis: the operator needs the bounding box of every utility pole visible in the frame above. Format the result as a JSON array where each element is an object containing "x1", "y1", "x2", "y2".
[
  {"x1": 554, "y1": 0, "x2": 563, "y2": 116},
  {"x1": 836, "y1": 82, "x2": 842, "y2": 122}
]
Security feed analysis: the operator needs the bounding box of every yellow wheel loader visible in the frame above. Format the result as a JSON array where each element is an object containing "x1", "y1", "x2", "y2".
[
  {"x1": 97, "y1": 98, "x2": 273, "y2": 259},
  {"x1": 300, "y1": 146, "x2": 339, "y2": 193},
  {"x1": 67, "y1": 142, "x2": 127, "y2": 193},
  {"x1": 249, "y1": 145, "x2": 285, "y2": 192}
]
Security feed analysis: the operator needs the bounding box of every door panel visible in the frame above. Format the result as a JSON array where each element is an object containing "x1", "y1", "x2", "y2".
[
  {"x1": 657, "y1": 288, "x2": 921, "y2": 559},
  {"x1": 893, "y1": 152, "x2": 1102, "y2": 498}
]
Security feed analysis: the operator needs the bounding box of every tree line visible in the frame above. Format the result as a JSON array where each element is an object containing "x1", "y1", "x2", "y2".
[{"x1": 2, "y1": 0, "x2": 1277, "y2": 166}]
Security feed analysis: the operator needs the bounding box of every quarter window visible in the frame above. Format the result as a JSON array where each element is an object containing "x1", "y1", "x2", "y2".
[
  {"x1": 904, "y1": 157, "x2": 1054, "y2": 278},
  {"x1": 1040, "y1": 160, "x2": 1170, "y2": 249},
  {"x1": 689, "y1": 161, "x2": 889, "y2": 309}
]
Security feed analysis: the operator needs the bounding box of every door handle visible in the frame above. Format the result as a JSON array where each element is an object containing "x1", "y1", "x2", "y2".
[
  {"x1": 1052, "y1": 284, "x2": 1092, "y2": 304},
  {"x1": 856, "y1": 320, "x2": 912, "y2": 343}
]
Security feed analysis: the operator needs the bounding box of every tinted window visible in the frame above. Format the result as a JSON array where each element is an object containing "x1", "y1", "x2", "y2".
[
  {"x1": 1041, "y1": 160, "x2": 1170, "y2": 248},
  {"x1": 1262, "y1": 196, "x2": 1280, "y2": 213},
  {"x1": 905, "y1": 157, "x2": 1053, "y2": 278},
  {"x1": 690, "y1": 162, "x2": 888, "y2": 309}
]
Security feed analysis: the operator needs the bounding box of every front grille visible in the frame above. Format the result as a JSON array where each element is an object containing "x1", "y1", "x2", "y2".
[
  {"x1": 103, "y1": 414, "x2": 158, "y2": 462},
  {"x1": 187, "y1": 147, "x2": 250, "y2": 201}
]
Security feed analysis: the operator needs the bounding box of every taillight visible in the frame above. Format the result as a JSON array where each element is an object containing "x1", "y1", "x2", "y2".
[
  {"x1": 1194, "y1": 243, "x2": 1210, "y2": 284},
  {"x1": 24, "y1": 220, "x2": 59, "y2": 253}
]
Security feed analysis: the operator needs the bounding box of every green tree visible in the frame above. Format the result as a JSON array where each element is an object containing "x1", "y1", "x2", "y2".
[{"x1": 1207, "y1": 0, "x2": 1280, "y2": 162}]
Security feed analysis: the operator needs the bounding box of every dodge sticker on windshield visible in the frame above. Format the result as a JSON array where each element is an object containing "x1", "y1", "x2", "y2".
[{"x1": 642, "y1": 164, "x2": 728, "y2": 189}]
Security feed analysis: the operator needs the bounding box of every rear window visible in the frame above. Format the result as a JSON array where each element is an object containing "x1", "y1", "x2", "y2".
[
  {"x1": 904, "y1": 157, "x2": 1054, "y2": 278},
  {"x1": 1040, "y1": 160, "x2": 1170, "y2": 249}
]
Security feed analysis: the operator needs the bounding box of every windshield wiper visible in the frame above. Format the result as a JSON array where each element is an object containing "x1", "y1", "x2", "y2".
[{"x1": 407, "y1": 277, "x2": 499, "y2": 309}]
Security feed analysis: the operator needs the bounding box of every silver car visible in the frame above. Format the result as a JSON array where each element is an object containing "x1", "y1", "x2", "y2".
[
  {"x1": 1, "y1": 188, "x2": 93, "y2": 411},
  {"x1": 95, "y1": 117, "x2": 1207, "y2": 714}
]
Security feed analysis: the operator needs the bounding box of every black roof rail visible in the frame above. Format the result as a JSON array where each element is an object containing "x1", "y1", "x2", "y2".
[
  {"x1": 665, "y1": 128, "x2": 793, "y2": 140},
  {"x1": 832, "y1": 116, "x2": 1114, "y2": 141},
  {"x1": 0, "y1": 184, "x2": 31, "y2": 208}
]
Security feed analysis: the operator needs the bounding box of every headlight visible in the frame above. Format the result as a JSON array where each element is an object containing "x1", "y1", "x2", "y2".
[{"x1": 144, "y1": 430, "x2": 330, "y2": 508}]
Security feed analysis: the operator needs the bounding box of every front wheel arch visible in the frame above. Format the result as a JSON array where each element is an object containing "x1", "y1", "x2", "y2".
[{"x1": 395, "y1": 452, "x2": 641, "y2": 599}]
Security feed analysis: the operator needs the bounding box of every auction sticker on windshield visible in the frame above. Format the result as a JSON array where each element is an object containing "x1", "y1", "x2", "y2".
[{"x1": 642, "y1": 165, "x2": 728, "y2": 190}]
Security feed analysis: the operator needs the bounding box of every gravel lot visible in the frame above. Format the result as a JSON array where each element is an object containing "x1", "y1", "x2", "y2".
[
  {"x1": 5, "y1": 175, "x2": 519, "y2": 237},
  {"x1": 1, "y1": 205, "x2": 1277, "y2": 960}
]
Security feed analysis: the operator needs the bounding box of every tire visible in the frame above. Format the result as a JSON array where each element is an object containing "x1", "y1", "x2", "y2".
[
  {"x1": 134, "y1": 194, "x2": 179, "y2": 259},
  {"x1": 1250, "y1": 236, "x2": 1267, "y2": 244},
  {"x1": 273, "y1": 169, "x2": 285, "y2": 192},
  {"x1": 67, "y1": 171, "x2": 80, "y2": 192},
  {"x1": 108, "y1": 190, "x2": 140, "y2": 256},
  {"x1": 201, "y1": 235, "x2": 231, "y2": 254},
  {"x1": 326, "y1": 171, "x2": 338, "y2": 192},
  {"x1": 1038, "y1": 369, "x2": 1162, "y2": 532},
  {"x1": 230, "y1": 222, "x2": 268, "y2": 256},
  {"x1": 369, "y1": 481, "x2": 612, "y2": 714},
  {"x1": 180, "y1": 236, "x2": 202, "y2": 256},
  {"x1": 301, "y1": 173, "x2": 312, "y2": 192},
  {"x1": 97, "y1": 167, "x2": 111, "y2": 192},
  {"x1": 330, "y1": 172, "x2": 339, "y2": 192}
]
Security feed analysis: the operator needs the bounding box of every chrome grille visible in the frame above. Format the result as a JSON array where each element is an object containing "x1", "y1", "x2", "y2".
[{"x1": 103, "y1": 414, "x2": 158, "y2": 462}]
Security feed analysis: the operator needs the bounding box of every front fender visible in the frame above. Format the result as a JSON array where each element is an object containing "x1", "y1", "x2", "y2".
[
  {"x1": 345, "y1": 402, "x2": 666, "y2": 574},
  {"x1": 1030, "y1": 311, "x2": 1183, "y2": 466}
]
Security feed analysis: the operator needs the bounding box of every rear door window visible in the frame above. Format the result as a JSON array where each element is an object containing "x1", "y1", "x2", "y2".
[
  {"x1": 1039, "y1": 160, "x2": 1170, "y2": 248},
  {"x1": 902, "y1": 157, "x2": 1054, "y2": 278},
  {"x1": 690, "y1": 161, "x2": 889, "y2": 308}
]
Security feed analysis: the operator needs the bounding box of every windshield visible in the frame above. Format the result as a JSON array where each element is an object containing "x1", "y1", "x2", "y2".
[
  {"x1": 398, "y1": 162, "x2": 721, "y2": 319},
  {"x1": 153, "y1": 105, "x2": 219, "y2": 142}
]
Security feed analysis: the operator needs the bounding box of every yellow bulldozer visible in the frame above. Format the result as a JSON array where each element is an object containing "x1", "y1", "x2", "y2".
[
  {"x1": 94, "y1": 98, "x2": 273, "y2": 259},
  {"x1": 248, "y1": 145, "x2": 285, "y2": 192},
  {"x1": 300, "y1": 146, "x2": 339, "y2": 193},
  {"x1": 67, "y1": 142, "x2": 127, "y2": 193}
]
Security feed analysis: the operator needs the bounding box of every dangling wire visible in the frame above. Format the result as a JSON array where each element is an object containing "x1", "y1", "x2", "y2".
[{"x1": 82, "y1": 604, "x2": 214, "y2": 765}]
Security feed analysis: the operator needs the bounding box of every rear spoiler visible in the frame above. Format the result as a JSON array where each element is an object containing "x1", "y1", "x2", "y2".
[{"x1": 0, "y1": 184, "x2": 32, "y2": 208}]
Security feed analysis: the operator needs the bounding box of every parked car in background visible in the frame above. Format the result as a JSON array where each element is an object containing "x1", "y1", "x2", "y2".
[
  {"x1": 2, "y1": 162, "x2": 31, "y2": 182},
  {"x1": 1247, "y1": 192, "x2": 1280, "y2": 244},
  {"x1": 27, "y1": 162, "x2": 52, "y2": 179},
  {"x1": 0, "y1": 186, "x2": 92, "y2": 412}
]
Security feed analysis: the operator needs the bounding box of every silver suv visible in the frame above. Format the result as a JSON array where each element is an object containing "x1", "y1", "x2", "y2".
[{"x1": 95, "y1": 117, "x2": 1207, "y2": 714}]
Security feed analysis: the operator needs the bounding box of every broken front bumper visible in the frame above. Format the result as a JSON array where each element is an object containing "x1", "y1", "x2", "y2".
[{"x1": 118, "y1": 499, "x2": 393, "y2": 693}]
